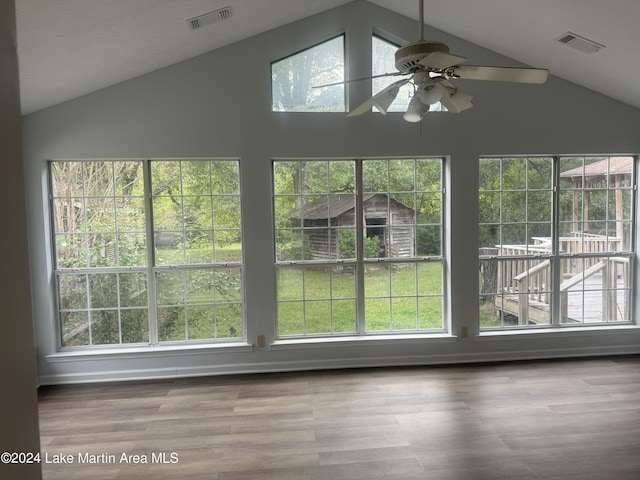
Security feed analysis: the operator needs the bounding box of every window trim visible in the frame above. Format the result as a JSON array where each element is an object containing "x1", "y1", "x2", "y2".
[{"x1": 45, "y1": 341, "x2": 254, "y2": 363}]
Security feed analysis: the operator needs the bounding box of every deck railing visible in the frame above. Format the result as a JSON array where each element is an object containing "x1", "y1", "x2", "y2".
[{"x1": 482, "y1": 233, "x2": 627, "y2": 324}]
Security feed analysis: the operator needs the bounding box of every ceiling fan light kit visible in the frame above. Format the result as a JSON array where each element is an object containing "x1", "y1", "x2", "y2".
[
  {"x1": 418, "y1": 79, "x2": 445, "y2": 105},
  {"x1": 440, "y1": 88, "x2": 474, "y2": 113},
  {"x1": 346, "y1": 0, "x2": 549, "y2": 123},
  {"x1": 404, "y1": 94, "x2": 432, "y2": 123}
]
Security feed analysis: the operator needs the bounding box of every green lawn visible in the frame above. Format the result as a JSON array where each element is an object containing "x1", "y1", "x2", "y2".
[
  {"x1": 479, "y1": 300, "x2": 503, "y2": 328},
  {"x1": 277, "y1": 263, "x2": 444, "y2": 336},
  {"x1": 156, "y1": 242, "x2": 242, "y2": 265},
  {"x1": 155, "y1": 244, "x2": 444, "y2": 338}
]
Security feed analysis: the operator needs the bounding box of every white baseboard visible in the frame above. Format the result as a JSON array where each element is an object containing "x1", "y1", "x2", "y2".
[{"x1": 37, "y1": 344, "x2": 640, "y2": 385}]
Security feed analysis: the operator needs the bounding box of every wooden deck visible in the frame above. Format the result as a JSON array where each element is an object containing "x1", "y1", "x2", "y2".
[
  {"x1": 498, "y1": 270, "x2": 630, "y2": 324},
  {"x1": 484, "y1": 234, "x2": 631, "y2": 325},
  {"x1": 565, "y1": 270, "x2": 630, "y2": 322}
]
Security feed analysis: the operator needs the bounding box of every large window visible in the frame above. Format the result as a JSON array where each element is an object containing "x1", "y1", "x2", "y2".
[
  {"x1": 273, "y1": 158, "x2": 445, "y2": 337},
  {"x1": 271, "y1": 35, "x2": 345, "y2": 112},
  {"x1": 50, "y1": 159, "x2": 244, "y2": 347},
  {"x1": 479, "y1": 156, "x2": 635, "y2": 329}
]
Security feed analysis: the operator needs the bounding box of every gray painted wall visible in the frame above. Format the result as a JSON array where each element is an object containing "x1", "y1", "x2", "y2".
[
  {"x1": 22, "y1": 1, "x2": 640, "y2": 384},
  {"x1": 0, "y1": 1, "x2": 42, "y2": 478}
]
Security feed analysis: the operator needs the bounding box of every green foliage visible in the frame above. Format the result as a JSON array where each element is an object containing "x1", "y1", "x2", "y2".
[
  {"x1": 338, "y1": 229, "x2": 381, "y2": 259},
  {"x1": 417, "y1": 226, "x2": 441, "y2": 256},
  {"x1": 52, "y1": 161, "x2": 147, "y2": 269},
  {"x1": 479, "y1": 157, "x2": 553, "y2": 248},
  {"x1": 155, "y1": 267, "x2": 243, "y2": 342},
  {"x1": 276, "y1": 230, "x2": 311, "y2": 262},
  {"x1": 53, "y1": 159, "x2": 244, "y2": 346},
  {"x1": 59, "y1": 271, "x2": 149, "y2": 346},
  {"x1": 152, "y1": 160, "x2": 241, "y2": 259},
  {"x1": 479, "y1": 156, "x2": 632, "y2": 249}
]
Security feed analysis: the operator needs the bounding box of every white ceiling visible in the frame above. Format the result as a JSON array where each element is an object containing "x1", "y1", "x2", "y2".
[{"x1": 15, "y1": 0, "x2": 640, "y2": 115}]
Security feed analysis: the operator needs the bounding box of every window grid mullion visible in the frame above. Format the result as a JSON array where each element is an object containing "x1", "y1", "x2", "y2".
[
  {"x1": 86, "y1": 272, "x2": 93, "y2": 345},
  {"x1": 81, "y1": 164, "x2": 90, "y2": 268},
  {"x1": 144, "y1": 159, "x2": 159, "y2": 345},
  {"x1": 116, "y1": 273, "x2": 122, "y2": 344},
  {"x1": 302, "y1": 268, "x2": 308, "y2": 335},
  {"x1": 550, "y1": 155, "x2": 562, "y2": 326},
  {"x1": 179, "y1": 161, "x2": 187, "y2": 265},
  {"x1": 182, "y1": 271, "x2": 188, "y2": 341},
  {"x1": 355, "y1": 159, "x2": 365, "y2": 335}
]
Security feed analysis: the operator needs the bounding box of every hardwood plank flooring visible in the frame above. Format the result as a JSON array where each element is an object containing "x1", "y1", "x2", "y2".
[{"x1": 38, "y1": 356, "x2": 640, "y2": 479}]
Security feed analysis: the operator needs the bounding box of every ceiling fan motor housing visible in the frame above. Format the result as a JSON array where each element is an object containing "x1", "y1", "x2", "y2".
[{"x1": 395, "y1": 41, "x2": 449, "y2": 73}]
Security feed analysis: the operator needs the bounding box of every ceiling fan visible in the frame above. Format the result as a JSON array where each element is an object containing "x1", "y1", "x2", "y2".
[{"x1": 344, "y1": 0, "x2": 549, "y2": 122}]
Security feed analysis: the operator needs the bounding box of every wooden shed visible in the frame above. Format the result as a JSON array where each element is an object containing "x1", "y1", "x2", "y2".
[{"x1": 300, "y1": 193, "x2": 415, "y2": 259}]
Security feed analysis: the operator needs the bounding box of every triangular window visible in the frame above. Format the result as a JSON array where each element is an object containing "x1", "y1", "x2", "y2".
[
  {"x1": 372, "y1": 35, "x2": 412, "y2": 113},
  {"x1": 271, "y1": 35, "x2": 345, "y2": 112}
]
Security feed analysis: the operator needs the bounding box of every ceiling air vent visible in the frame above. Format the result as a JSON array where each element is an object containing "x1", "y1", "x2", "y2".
[
  {"x1": 186, "y1": 6, "x2": 233, "y2": 31},
  {"x1": 556, "y1": 31, "x2": 605, "y2": 54}
]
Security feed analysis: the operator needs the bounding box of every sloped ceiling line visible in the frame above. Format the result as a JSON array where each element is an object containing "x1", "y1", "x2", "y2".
[{"x1": 16, "y1": 0, "x2": 640, "y2": 115}]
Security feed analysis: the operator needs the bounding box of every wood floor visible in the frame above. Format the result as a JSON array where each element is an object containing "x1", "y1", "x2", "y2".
[{"x1": 38, "y1": 356, "x2": 640, "y2": 480}]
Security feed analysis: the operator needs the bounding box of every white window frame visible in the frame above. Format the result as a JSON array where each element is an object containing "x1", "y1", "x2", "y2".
[
  {"x1": 479, "y1": 155, "x2": 636, "y2": 330},
  {"x1": 271, "y1": 34, "x2": 346, "y2": 113},
  {"x1": 273, "y1": 157, "x2": 447, "y2": 338},
  {"x1": 49, "y1": 158, "x2": 245, "y2": 349}
]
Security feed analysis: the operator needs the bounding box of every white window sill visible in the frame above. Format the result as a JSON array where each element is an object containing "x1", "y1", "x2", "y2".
[
  {"x1": 45, "y1": 342, "x2": 253, "y2": 363},
  {"x1": 476, "y1": 324, "x2": 640, "y2": 341},
  {"x1": 270, "y1": 333, "x2": 458, "y2": 351}
]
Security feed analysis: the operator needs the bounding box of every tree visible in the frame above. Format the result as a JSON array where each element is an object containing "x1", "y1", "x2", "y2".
[
  {"x1": 274, "y1": 159, "x2": 443, "y2": 258},
  {"x1": 479, "y1": 157, "x2": 553, "y2": 248},
  {"x1": 271, "y1": 36, "x2": 344, "y2": 112}
]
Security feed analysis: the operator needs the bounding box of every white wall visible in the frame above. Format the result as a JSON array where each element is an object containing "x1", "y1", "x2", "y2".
[
  {"x1": 0, "y1": 1, "x2": 42, "y2": 478},
  {"x1": 22, "y1": 1, "x2": 640, "y2": 385}
]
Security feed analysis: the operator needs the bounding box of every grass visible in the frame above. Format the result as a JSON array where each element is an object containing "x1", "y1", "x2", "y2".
[
  {"x1": 156, "y1": 242, "x2": 242, "y2": 265},
  {"x1": 156, "y1": 244, "x2": 444, "y2": 338},
  {"x1": 277, "y1": 263, "x2": 444, "y2": 336},
  {"x1": 479, "y1": 300, "x2": 503, "y2": 328}
]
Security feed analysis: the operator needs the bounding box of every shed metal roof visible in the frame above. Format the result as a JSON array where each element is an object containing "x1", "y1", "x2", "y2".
[{"x1": 300, "y1": 193, "x2": 413, "y2": 220}]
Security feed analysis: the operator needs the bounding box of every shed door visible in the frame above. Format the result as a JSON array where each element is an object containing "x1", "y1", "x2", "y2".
[{"x1": 366, "y1": 217, "x2": 386, "y2": 257}]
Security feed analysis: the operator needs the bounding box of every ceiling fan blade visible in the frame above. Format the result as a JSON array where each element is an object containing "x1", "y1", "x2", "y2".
[
  {"x1": 314, "y1": 71, "x2": 408, "y2": 89},
  {"x1": 348, "y1": 98, "x2": 376, "y2": 117},
  {"x1": 348, "y1": 78, "x2": 411, "y2": 116},
  {"x1": 418, "y1": 51, "x2": 467, "y2": 69},
  {"x1": 451, "y1": 65, "x2": 549, "y2": 84},
  {"x1": 371, "y1": 72, "x2": 410, "y2": 81}
]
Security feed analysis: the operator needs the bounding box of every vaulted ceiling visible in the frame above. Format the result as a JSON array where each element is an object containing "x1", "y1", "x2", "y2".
[{"x1": 16, "y1": 0, "x2": 640, "y2": 115}]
